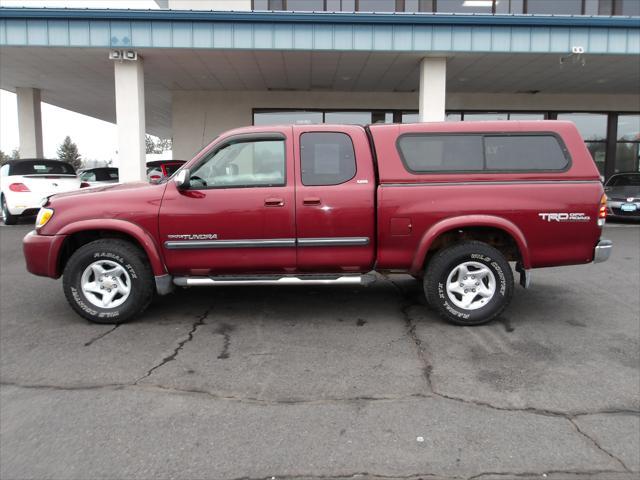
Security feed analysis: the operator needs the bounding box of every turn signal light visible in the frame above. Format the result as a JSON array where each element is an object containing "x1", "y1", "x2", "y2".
[
  {"x1": 9, "y1": 183, "x2": 30, "y2": 192},
  {"x1": 598, "y1": 193, "x2": 607, "y2": 227},
  {"x1": 35, "y1": 208, "x2": 54, "y2": 229},
  {"x1": 80, "y1": 182, "x2": 91, "y2": 188}
]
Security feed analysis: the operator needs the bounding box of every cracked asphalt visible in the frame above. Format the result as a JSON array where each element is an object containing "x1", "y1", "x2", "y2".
[{"x1": 1, "y1": 222, "x2": 639, "y2": 480}]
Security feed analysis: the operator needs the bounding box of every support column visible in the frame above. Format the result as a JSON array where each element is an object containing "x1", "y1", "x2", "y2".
[
  {"x1": 114, "y1": 55, "x2": 146, "y2": 183},
  {"x1": 16, "y1": 87, "x2": 43, "y2": 158},
  {"x1": 418, "y1": 57, "x2": 447, "y2": 122}
]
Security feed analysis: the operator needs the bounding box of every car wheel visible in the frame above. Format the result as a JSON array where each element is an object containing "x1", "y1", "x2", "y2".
[
  {"x1": 62, "y1": 239, "x2": 155, "y2": 324},
  {"x1": 424, "y1": 241, "x2": 513, "y2": 326},
  {"x1": 1, "y1": 195, "x2": 18, "y2": 225}
]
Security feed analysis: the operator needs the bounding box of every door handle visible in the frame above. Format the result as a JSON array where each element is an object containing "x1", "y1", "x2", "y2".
[
  {"x1": 264, "y1": 197, "x2": 285, "y2": 207},
  {"x1": 303, "y1": 197, "x2": 321, "y2": 206}
]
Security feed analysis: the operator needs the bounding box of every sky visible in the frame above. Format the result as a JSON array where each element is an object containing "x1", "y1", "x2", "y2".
[{"x1": 0, "y1": 0, "x2": 162, "y2": 164}]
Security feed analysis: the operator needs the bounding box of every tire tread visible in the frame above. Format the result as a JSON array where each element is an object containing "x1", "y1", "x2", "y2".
[
  {"x1": 424, "y1": 241, "x2": 513, "y2": 326},
  {"x1": 62, "y1": 238, "x2": 155, "y2": 324}
]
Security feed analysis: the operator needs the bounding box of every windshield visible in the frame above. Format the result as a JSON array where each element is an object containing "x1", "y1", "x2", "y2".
[
  {"x1": 607, "y1": 174, "x2": 640, "y2": 187},
  {"x1": 10, "y1": 160, "x2": 76, "y2": 176}
]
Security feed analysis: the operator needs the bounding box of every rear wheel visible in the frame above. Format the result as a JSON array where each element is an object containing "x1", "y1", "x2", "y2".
[
  {"x1": 1, "y1": 195, "x2": 18, "y2": 225},
  {"x1": 424, "y1": 241, "x2": 513, "y2": 326},
  {"x1": 62, "y1": 239, "x2": 155, "y2": 324}
]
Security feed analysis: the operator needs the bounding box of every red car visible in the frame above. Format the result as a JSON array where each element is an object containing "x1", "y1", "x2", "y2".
[
  {"x1": 23, "y1": 121, "x2": 610, "y2": 325},
  {"x1": 146, "y1": 160, "x2": 185, "y2": 183}
]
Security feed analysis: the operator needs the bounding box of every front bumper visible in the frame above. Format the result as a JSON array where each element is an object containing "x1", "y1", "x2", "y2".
[
  {"x1": 23, "y1": 230, "x2": 67, "y2": 278},
  {"x1": 593, "y1": 239, "x2": 613, "y2": 264},
  {"x1": 607, "y1": 200, "x2": 640, "y2": 219}
]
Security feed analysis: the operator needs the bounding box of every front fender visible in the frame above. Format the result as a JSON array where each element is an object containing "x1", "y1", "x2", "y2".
[
  {"x1": 409, "y1": 215, "x2": 531, "y2": 275},
  {"x1": 57, "y1": 219, "x2": 167, "y2": 276}
]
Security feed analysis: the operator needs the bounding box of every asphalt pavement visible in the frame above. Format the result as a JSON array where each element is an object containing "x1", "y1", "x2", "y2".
[{"x1": 1, "y1": 220, "x2": 638, "y2": 480}]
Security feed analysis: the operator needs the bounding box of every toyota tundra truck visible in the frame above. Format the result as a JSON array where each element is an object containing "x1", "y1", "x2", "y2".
[{"x1": 23, "y1": 121, "x2": 612, "y2": 326}]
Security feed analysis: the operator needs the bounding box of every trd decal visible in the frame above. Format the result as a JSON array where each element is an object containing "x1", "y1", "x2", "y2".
[{"x1": 538, "y1": 213, "x2": 591, "y2": 222}]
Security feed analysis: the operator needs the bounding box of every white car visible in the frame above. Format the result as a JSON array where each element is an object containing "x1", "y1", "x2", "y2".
[{"x1": 0, "y1": 159, "x2": 81, "y2": 225}]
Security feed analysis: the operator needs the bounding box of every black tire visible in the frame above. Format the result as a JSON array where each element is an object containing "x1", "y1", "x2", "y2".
[
  {"x1": 62, "y1": 239, "x2": 155, "y2": 324},
  {"x1": 1, "y1": 195, "x2": 18, "y2": 225},
  {"x1": 424, "y1": 241, "x2": 513, "y2": 326}
]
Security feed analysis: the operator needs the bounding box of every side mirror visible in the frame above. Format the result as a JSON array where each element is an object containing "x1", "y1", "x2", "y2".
[{"x1": 174, "y1": 168, "x2": 190, "y2": 189}]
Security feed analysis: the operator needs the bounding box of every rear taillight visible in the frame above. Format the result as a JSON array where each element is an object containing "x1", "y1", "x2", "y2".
[
  {"x1": 80, "y1": 182, "x2": 91, "y2": 188},
  {"x1": 598, "y1": 194, "x2": 607, "y2": 227},
  {"x1": 9, "y1": 183, "x2": 30, "y2": 192}
]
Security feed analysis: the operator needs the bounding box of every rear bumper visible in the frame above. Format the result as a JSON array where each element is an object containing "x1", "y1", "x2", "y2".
[
  {"x1": 5, "y1": 192, "x2": 43, "y2": 215},
  {"x1": 593, "y1": 239, "x2": 612, "y2": 264},
  {"x1": 23, "y1": 230, "x2": 67, "y2": 278}
]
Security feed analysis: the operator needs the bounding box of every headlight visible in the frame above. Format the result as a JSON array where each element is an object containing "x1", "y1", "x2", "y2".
[{"x1": 35, "y1": 208, "x2": 54, "y2": 229}]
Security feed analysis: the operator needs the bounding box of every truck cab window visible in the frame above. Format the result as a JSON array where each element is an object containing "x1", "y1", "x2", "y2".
[
  {"x1": 300, "y1": 132, "x2": 356, "y2": 186},
  {"x1": 189, "y1": 139, "x2": 285, "y2": 188}
]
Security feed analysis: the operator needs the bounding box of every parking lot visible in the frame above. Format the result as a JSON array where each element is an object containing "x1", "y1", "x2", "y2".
[{"x1": 0, "y1": 221, "x2": 638, "y2": 480}]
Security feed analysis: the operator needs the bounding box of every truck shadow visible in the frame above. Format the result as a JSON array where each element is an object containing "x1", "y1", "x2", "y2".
[{"x1": 140, "y1": 275, "x2": 583, "y2": 330}]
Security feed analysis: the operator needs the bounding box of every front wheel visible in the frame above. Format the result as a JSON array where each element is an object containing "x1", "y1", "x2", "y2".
[
  {"x1": 62, "y1": 239, "x2": 155, "y2": 324},
  {"x1": 424, "y1": 241, "x2": 513, "y2": 326}
]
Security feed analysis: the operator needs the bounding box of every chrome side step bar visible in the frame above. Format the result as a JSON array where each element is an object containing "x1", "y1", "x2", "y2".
[{"x1": 173, "y1": 274, "x2": 366, "y2": 287}]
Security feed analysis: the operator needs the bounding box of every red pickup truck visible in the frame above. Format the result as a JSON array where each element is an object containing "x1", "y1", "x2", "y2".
[{"x1": 23, "y1": 121, "x2": 611, "y2": 326}]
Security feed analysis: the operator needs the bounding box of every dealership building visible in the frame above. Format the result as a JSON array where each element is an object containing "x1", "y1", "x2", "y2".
[{"x1": 0, "y1": 0, "x2": 638, "y2": 182}]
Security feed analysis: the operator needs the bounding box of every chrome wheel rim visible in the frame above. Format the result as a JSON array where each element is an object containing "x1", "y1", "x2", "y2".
[
  {"x1": 445, "y1": 261, "x2": 496, "y2": 311},
  {"x1": 1, "y1": 199, "x2": 7, "y2": 223},
  {"x1": 81, "y1": 260, "x2": 132, "y2": 309}
]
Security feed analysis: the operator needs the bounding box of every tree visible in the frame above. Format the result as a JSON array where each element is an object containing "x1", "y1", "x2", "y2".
[
  {"x1": 0, "y1": 149, "x2": 19, "y2": 166},
  {"x1": 157, "y1": 138, "x2": 172, "y2": 153},
  {"x1": 145, "y1": 134, "x2": 158, "y2": 154},
  {"x1": 57, "y1": 136, "x2": 82, "y2": 170},
  {"x1": 145, "y1": 135, "x2": 172, "y2": 154}
]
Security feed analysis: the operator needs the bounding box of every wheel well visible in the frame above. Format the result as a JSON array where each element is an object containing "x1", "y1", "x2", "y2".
[
  {"x1": 58, "y1": 230, "x2": 146, "y2": 275},
  {"x1": 423, "y1": 227, "x2": 522, "y2": 272}
]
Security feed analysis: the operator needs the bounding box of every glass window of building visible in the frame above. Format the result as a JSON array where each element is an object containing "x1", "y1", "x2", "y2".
[
  {"x1": 507, "y1": 113, "x2": 546, "y2": 120},
  {"x1": 402, "y1": 112, "x2": 460, "y2": 123},
  {"x1": 325, "y1": 111, "x2": 373, "y2": 124},
  {"x1": 557, "y1": 113, "x2": 608, "y2": 175},
  {"x1": 402, "y1": 113, "x2": 419, "y2": 123},
  {"x1": 358, "y1": 0, "x2": 397, "y2": 11},
  {"x1": 526, "y1": 0, "x2": 582, "y2": 14},
  {"x1": 404, "y1": 0, "x2": 435, "y2": 12},
  {"x1": 615, "y1": 0, "x2": 640, "y2": 15},
  {"x1": 254, "y1": 111, "x2": 323, "y2": 125},
  {"x1": 326, "y1": 0, "x2": 357, "y2": 10},
  {"x1": 583, "y1": 0, "x2": 600, "y2": 14},
  {"x1": 464, "y1": 112, "x2": 509, "y2": 121},
  {"x1": 285, "y1": 0, "x2": 325, "y2": 10},
  {"x1": 252, "y1": 0, "x2": 285, "y2": 9},
  {"x1": 615, "y1": 115, "x2": 640, "y2": 174},
  {"x1": 437, "y1": 0, "x2": 494, "y2": 14},
  {"x1": 557, "y1": 113, "x2": 608, "y2": 141},
  {"x1": 494, "y1": 0, "x2": 524, "y2": 14}
]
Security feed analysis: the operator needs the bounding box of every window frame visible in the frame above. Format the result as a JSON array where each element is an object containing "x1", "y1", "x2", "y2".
[
  {"x1": 396, "y1": 131, "x2": 572, "y2": 175},
  {"x1": 186, "y1": 132, "x2": 288, "y2": 190},
  {"x1": 299, "y1": 131, "x2": 358, "y2": 186}
]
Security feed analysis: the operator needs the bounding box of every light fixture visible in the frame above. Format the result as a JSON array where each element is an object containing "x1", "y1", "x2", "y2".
[
  {"x1": 462, "y1": 0, "x2": 494, "y2": 7},
  {"x1": 109, "y1": 50, "x2": 138, "y2": 61}
]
